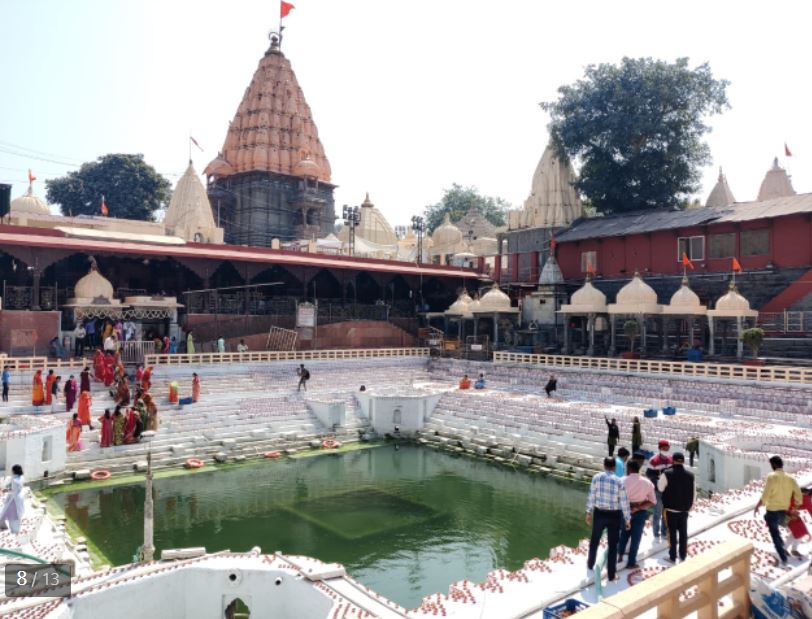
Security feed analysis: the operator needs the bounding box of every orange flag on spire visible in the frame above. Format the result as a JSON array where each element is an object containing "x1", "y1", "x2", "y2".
[
  {"x1": 281, "y1": 1, "x2": 295, "y2": 18},
  {"x1": 785, "y1": 143, "x2": 793, "y2": 157},
  {"x1": 28, "y1": 169, "x2": 36, "y2": 183},
  {"x1": 732, "y1": 257, "x2": 743, "y2": 273},
  {"x1": 586, "y1": 260, "x2": 595, "y2": 276},
  {"x1": 100, "y1": 195, "x2": 109, "y2": 217},
  {"x1": 549, "y1": 231, "x2": 557, "y2": 255},
  {"x1": 681, "y1": 253, "x2": 694, "y2": 270}
]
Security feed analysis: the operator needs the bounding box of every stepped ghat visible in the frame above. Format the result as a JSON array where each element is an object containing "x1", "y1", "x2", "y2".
[{"x1": 4, "y1": 351, "x2": 812, "y2": 617}]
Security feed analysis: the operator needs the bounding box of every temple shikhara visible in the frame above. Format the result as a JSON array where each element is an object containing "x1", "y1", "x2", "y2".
[
  {"x1": 204, "y1": 33, "x2": 335, "y2": 245},
  {"x1": 3, "y1": 8, "x2": 812, "y2": 619}
]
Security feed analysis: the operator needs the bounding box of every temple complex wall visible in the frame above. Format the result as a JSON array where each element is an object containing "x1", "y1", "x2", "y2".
[{"x1": 0, "y1": 310, "x2": 61, "y2": 355}]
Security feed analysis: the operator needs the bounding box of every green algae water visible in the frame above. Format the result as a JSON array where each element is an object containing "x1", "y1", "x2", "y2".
[{"x1": 51, "y1": 445, "x2": 588, "y2": 608}]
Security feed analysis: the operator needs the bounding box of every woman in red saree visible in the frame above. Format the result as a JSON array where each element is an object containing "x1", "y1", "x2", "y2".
[
  {"x1": 93, "y1": 349, "x2": 105, "y2": 381},
  {"x1": 123, "y1": 408, "x2": 140, "y2": 444},
  {"x1": 66, "y1": 414, "x2": 82, "y2": 452},
  {"x1": 116, "y1": 376, "x2": 131, "y2": 406},
  {"x1": 141, "y1": 366, "x2": 153, "y2": 393},
  {"x1": 102, "y1": 353, "x2": 115, "y2": 387},
  {"x1": 98, "y1": 409, "x2": 113, "y2": 448},
  {"x1": 32, "y1": 370, "x2": 45, "y2": 406},
  {"x1": 45, "y1": 370, "x2": 56, "y2": 405},
  {"x1": 64, "y1": 375, "x2": 77, "y2": 412},
  {"x1": 143, "y1": 393, "x2": 158, "y2": 431},
  {"x1": 77, "y1": 391, "x2": 93, "y2": 429},
  {"x1": 162, "y1": 336, "x2": 170, "y2": 355}
]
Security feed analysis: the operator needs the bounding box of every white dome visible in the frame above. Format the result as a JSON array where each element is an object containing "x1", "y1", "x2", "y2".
[
  {"x1": 74, "y1": 264, "x2": 114, "y2": 301},
  {"x1": 445, "y1": 290, "x2": 473, "y2": 316},
  {"x1": 560, "y1": 280, "x2": 607, "y2": 314},
  {"x1": 431, "y1": 214, "x2": 463, "y2": 248},
  {"x1": 663, "y1": 278, "x2": 706, "y2": 315},
  {"x1": 11, "y1": 185, "x2": 50, "y2": 216},
  {"x1": 608, "y1": 272, "x2": 662, "y2": 315},
  {"x1": 475, "y1": 284, "x2": 516, "y2": 312},
  {"x1": 616, "y1": 273, "x2": 658, "y2": 306},
  {"x1": 715, "y1": 287, "x2": 751, "y2": 312}
]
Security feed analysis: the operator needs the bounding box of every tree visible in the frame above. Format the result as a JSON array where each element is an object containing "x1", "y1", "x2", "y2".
[
  {"x1": 46, "y1": 154, "x2": 171, "y2": 221},
  {"x1": 542, "y1": 57, "x2": 729, "y2": 214},
  {"x1": 740, "y1": 327, "x2": 765, "y2": 358},
  {"x1": 624, "y1": 319, "x2": 640, "y2": 353},
  {"x1": 424, "y1": 183, "x2": 510, "y2": 233}
]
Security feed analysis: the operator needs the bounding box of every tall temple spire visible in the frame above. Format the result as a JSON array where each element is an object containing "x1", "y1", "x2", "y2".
[
  {"x1": 705, "y1": 166, "x2": 736, "y2": 207},
  {"x1": 516, "y1": 139, "x2": 582, "y2": 229},
  {"x1": 757, "y1": 157, "x2": 795, "y2": 201}
]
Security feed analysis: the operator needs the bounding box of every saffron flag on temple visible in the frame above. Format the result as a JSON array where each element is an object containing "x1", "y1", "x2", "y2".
[
  {"x1": 100, "y1": 195, "x2": 109, "y2": 217},
  {"x1": 732, "y1": 257, "x2": 743, "y2": 273},
  {"x1": 28, "y1": 169, "x2": 36, "y2": 183},
  {"x1": 586, "y1": 261, "x2": 595, "y2": 276},
  {"x1": 681, "y1": 253, "x2": 694, "y2": 270},
  {"x1": 190, "y1": 136, "x2": 203, "y2": 151},
  {"x1": 785, "y1": 143, "x2": 793, "y2": 157},
  {"x1": 549, "y1": 232, "x2": 557, "y2": 255},
  {"x1": 281, "y1": 1, "x2": 295, "y2": 18}
]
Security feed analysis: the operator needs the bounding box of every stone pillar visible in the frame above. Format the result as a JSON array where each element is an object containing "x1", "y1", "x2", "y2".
[
  {"x1": 736, "y1": 316, "x2": 743, "y2": 359},
  {"x1": 609, "y1": 316, "x2": 616, "y2": 356},
  {"x1": 493, "y1": 314, "x2": 499, "y2": 349},
  {"x1": 640, "y1": 314, "x2": 647, "y2": 353},
  {"x1": 588, "y1": 313, "x2": 596, "y2": 357},
  {"x1": 563, "y1": 316, "x2": 570, "y2": 354},
  {"x1": 708, "y1": 318, "x2": 715, "y2": 355},
  {"x1": 31, "y1": 267, "x2": 42, "y2": 311},
  {"x1": 689, "y1": 317, "x2": 695, "y2": 349},
  {"x1": 662, "y1": 316, "x2": 669, "y2": 353}
]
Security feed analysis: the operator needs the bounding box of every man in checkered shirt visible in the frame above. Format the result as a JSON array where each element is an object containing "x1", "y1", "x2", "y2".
[{"x1": 586, "y1": 457, "x2": 631, "y2": 581}]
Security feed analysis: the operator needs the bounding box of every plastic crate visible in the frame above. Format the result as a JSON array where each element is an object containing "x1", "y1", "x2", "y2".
[
  {"x1": 543, "y1": 598, "x2": 591, "y2": 619},
  {"x1": 663, "y1": 406, "x2": 677, "y2": 416},
  {"x1": 643, "y1": 408, "x2": 658, "y2": 418}
]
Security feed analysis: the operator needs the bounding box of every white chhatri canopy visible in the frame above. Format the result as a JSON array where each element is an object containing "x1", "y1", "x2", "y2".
[
  {"x1": 662, "y1": 276, "x2": 707, "y2": 315},
  {"x1": 706, "y1": 283, "x2": 759, "y2": 358},
  {"x1": 607, "y1": 272, "x2": 662, "y2": 315}
]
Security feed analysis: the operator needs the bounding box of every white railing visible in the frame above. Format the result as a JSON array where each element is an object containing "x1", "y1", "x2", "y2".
[
  {"x1": 576, "y1": 539, "x2": 751, "y2": 619},
  {"x1": 493, "y1": 351, "x2": 812, "y2": 384},
  {"x1": 0, "y1": 356, "x2": 86, "y2": 371},
  {"x1": 144, "y1": 347, "x2": 431, "y2": 366}
]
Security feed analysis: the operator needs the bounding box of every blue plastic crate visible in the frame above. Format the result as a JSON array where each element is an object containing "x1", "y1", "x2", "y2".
[
  {"x1": 544, "y1": 598, "x2": 591, "y2": 619},
  {"x1": 643, "y1": 408, "x2": 658, "y2": 418},
  {"x1": 663, "y1": 406, "x2": 677, "y2": 416}
]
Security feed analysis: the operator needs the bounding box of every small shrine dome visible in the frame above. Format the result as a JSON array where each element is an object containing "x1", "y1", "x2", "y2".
[
  {"x1": 11, "y1": 185, "x2": 50, "y2": 216},
  {"x1": 539, "y1": 256, "x2": 564, "y2": 286},
  {"x1": 292, "y1": 156, "x2": 322, "y2": 179},
  {"x1": 445, "y1": 290, "x2": 473, "y2": 317},
  {"x1": 560, "y1": 280, "x2": 607, "y2": 314},
  {"x1": 608, "y1": 272, "x2": 661, "y2": 315},
  {"x1": 431, "y1": 214, "x2": 463, "y2": 248},
  {"x1": 74, "y1": 264, "x2": 114, "y2": 301},
  {"x1": 663, "y1": 277, "x2": 706, "y2": 315},
  {"x1": 474, "y1": 284, "x2": 517, "y2": 313},
  {"x1": 709, "y1": 284, "x2": 758, "y2": 317}
]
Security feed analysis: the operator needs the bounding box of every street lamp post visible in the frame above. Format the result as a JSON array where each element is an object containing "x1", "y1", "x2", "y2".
[
  {"x1": 411, "y1": 215, "x2": 425, "y2": 264},
  {"x1": 342, "y1": 204, "x2": 361, "y2": 256}
]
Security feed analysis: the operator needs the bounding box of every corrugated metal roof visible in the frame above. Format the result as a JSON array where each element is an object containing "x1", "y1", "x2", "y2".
[{"x1": 556, "y1": 193, "x2": 812, "y2": 242}]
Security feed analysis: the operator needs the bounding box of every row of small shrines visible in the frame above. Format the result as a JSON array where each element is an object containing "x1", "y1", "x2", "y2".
[{"x1": 438, "y1": 266, "x2": 758, "y2": 358}]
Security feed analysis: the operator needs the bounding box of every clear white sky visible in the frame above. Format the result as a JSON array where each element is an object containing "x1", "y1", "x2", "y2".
[{"x1": 1, "y1": 0, "x2": 810, "y2": 226}]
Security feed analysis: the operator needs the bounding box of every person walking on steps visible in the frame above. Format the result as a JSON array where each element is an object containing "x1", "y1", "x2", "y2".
[
  {"x1": 646, "y1": 439, "x2": 672, "y2": 540},
  {"x1": 618, "y1": 459, "x2": 656, "y2": 569},
  {"x1": 658, "y1": 452, "x2": 695, "y2": 564},
  {"x1": 754, "y1": 455, "x2": 801, "y2": 565},
  {"x1": 544, "y1": 374, "x2": 557, "y2": 398},
  {"x1": 605, "y1": 416, "x2": 620, "y2": 456},
  {"x1": 632, "y1": 417, "x2": 643, "y2": 454},
  {"x1": 1, "y1": 366, "x2": 9, "y2": 403},
  {"x1": 297, "y1": 364, "x2": 310, "y2": 392},
  {"x1": 586, "y1": 457, "x2": 631, "y2": 582}
]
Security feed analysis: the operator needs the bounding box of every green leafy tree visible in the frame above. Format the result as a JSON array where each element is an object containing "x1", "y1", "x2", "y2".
[
  {"x1": 542, "y1": 57, "x2": 729, "y2": 214},
  {"x1": 424, "y1": 183, "x2": 510, "y2": 233},
  {"x1": 46, "y1": 154, "x2": 171, "y2": 221}
]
